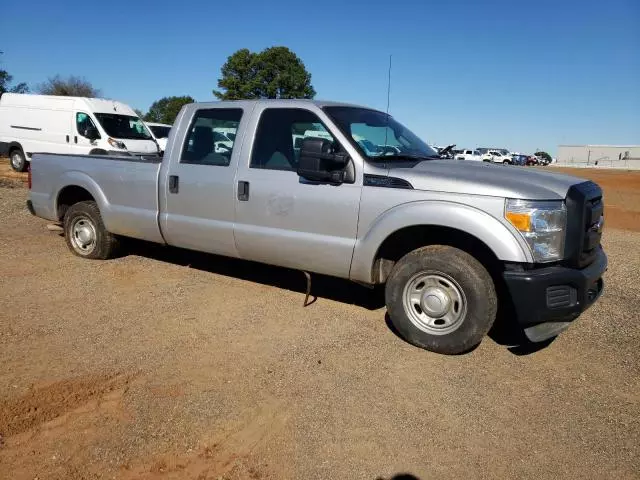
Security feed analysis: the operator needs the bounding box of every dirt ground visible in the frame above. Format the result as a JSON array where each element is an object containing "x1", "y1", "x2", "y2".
[{"x1": 0, "y1": 160, "x2": 639, "y2": 479}]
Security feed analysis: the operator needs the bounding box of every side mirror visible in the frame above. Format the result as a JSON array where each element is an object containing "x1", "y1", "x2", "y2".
[{"x1": 296, "y1": 138, "x2": 349, "y2": 184}]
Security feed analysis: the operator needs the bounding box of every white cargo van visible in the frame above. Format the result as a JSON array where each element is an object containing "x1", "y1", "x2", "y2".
[{"x1": 0, "y1": 93, "x2": 158, "y2": 171}]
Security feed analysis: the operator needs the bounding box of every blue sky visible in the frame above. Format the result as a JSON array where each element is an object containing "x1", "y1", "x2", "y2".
[{"x1": 1, "y1": 0, "x2": 638, "y2": 154}]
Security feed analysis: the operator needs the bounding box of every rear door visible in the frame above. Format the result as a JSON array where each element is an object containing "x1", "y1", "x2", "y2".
[
  {"x1": 233, "y1": 105, "x2": 362, "y2": 278},
  {"x1": 159, "y1": 106, "x2": 246, "y2": 257}
]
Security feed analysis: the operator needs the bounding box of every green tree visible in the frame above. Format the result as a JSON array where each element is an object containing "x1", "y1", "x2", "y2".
[
  {"x1": 0, "y1": 51, "x2": 29, "y2": 95},
  {"x1": 535, "y1": 151, "x2": 552, "y2": 163},
  {"x1": 214, "y1": 47, "x2": 315, "y2": 100},
  {"x1": 144, "y1": 96, "x2": 195, "y2": 124},
  {"x1": 37, "y1": 75, "x2": 101, "y2": 97}
]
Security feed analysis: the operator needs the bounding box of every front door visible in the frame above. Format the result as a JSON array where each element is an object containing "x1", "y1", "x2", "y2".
[
  {"x1": 234, "y1": 107, "x2": 362, "y2": 278},
  {"x1": 159, "y1": 107, "x2": 245, "y2": 257}
]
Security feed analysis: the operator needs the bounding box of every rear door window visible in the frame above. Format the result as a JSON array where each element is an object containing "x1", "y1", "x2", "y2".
[{"x1": 180, "y1": 109, "x2": 243, "y2": 166}]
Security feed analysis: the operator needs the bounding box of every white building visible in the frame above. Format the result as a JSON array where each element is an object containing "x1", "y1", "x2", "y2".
[{"x1": 557, "y1": 145, "x2": 640, "y2": 169}]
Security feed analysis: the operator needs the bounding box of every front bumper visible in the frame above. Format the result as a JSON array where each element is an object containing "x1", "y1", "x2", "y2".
[{"x1": 503, "y1": 248, "x2": 608, "y2": 342}]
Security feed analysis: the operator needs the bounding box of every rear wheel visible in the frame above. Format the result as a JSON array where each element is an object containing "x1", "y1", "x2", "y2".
[
  {"x1": 9, "y1": 148, "x2": 27, "y2": 172},
  {"x1": 63, "y1": 201, "x2": 119, "y2": 259},
  {"x1": 503, "y1": 160, "x2": 510, "y2": 165},
  {"x1": 385, "y1": 245, "x2": 497, "y2": 354}
]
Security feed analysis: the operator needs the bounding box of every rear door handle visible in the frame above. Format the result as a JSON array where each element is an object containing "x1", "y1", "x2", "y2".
[
  {"x1": 238, "y1": 181, "x2": 249, "y2": 201},
  {"x1": 169, "y1": 175, "x2": 179, "y2": 194}
]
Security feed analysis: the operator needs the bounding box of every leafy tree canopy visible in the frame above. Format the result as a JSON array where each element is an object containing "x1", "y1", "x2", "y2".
[
  {"x1": 37, "y1": 75, "x2": 101, "y2": 97},
  {"x1": 0, "y1": 51, "x2": 29, "y2": 95},
  {"x1": 214, "y1": 47, "x2": 315, "y2": 100},
  {"x1": 143, "y1": 96, "x2": 195, "y2": 124}
]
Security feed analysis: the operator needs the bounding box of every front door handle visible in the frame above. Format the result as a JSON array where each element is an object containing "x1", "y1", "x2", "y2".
[
  {"x1": 238, "y1": 181, "x2": 249, "y2": 201},
  {"x1": 169, "y1": 175, "x2": 179, "y2": 194}
]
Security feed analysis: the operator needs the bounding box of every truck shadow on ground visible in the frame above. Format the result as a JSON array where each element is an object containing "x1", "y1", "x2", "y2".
[{"x1": 126, "y1": 240, "x2": 554, "y2": 356}]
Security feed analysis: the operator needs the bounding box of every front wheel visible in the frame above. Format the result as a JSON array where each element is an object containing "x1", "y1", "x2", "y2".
[
  {"x1": 503, "y1": 160, "x2": 510, "y2": 165},
  {"x1": 385, "y1": 245, "x2": 497, "y2": 354}
]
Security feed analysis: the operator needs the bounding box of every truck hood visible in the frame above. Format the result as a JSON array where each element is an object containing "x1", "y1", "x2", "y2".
[
  {"x1": 118, "y1": 138, "x2": 158, "y2": 154},
  {"x1": 391, "y1": 160, "x2": 581, "y2": 200}
]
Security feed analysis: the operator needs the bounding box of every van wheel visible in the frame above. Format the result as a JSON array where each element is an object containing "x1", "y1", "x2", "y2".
[
  {"x1": 385, "y1": 245, "x2": 497, "y2": 355},
  {"x1": 63, "y1": 201, "x2": 119, "y2": 259},
  {"x1": 9, "y1": 149, "x2": 27, "y2": 172}
]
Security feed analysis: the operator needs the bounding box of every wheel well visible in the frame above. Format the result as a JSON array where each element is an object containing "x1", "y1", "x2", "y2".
[
  {"x1": 56, "y1": 186, "x2": 95, "y2": 220},
  {"x1": 8, "y1": 143, "x2": 23, "y2": 155},
  {"x1": 372, "y1": 225, "x2": 503, "y2": 283}
]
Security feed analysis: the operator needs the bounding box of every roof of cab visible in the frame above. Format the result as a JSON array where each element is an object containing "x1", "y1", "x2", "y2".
[{"x1": 184, "y1": 98, "x2": 383, "y2": 112}]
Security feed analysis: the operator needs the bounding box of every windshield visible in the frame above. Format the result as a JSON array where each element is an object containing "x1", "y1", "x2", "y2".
[
  {"x1": 323, "y1": 106, "x2": 439, "y2": 160},
  {"x1": 149, "y1": 125, "x2": 171, "y2": 138},
  {"x1": 94, "y1": 114, "x2": 152, "y2": 140}
]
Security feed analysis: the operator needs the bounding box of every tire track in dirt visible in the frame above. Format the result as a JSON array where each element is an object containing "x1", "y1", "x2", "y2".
[
  {"x1": 119, "y1": 398, "x2": 290, "y2": 479},
  {"x1": 0, "y1": 372, "x2": 135, "y2": 439}
]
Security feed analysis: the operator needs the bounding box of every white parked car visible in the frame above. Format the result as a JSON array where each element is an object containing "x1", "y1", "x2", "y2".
[
  {"x1": 145, "y1": 122, "x2": 172, "y2": 152},
  {"x1": 482, "y1": 150, "x2": 513, "y2": 164},
  {"x1": 0, "y1": 93, "x2": 158, "y2": 171},
  {"x1": 455, "y1": 149, "x2": 482, "y2": 161}
]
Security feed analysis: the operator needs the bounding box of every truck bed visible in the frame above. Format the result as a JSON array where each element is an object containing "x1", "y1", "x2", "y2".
[{"x1": 30, "y1": 153, "x2": 165, "y2": 244}]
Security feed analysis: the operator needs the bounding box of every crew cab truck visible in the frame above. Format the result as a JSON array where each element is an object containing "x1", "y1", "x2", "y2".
[{"x1": 27, "y1": 100, "x2": 607, "y2": 355}]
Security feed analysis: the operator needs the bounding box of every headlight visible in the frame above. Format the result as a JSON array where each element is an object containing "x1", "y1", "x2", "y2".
[
  {"x1": 505, "y1": 199, "x2": 566, "y2": 262},
  {"x1": 107, "y1": 137, "x2": 127, "y2": 149}
]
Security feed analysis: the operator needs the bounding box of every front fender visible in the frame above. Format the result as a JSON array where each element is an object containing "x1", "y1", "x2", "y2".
[
  {"x1": 349, "y1": 200, "x2": 532, "y2": 284},
  {"x1": 53, "y1": 171, "x2": 112, "y2": 224}
]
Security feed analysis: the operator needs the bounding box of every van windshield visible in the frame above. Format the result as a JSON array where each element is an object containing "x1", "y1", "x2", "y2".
[{"x1": 94, "y1": 114, "x2": 152, "y2": 140}]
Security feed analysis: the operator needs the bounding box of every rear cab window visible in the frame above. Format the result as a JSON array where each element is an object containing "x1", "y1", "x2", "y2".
[{"x1": 180, "y1": 109, "x2": 243, "y2": 166}]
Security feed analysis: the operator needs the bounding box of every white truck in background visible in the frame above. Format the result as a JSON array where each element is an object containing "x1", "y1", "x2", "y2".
[
  {"x1": 482, "y1": 149, "x2": 513, "y2": 164},
  {"x1": 455, "y1": 149, "x2": 482, "y2": 161},
  {"x1": 145, "y1": 122, "x2": 172, "y2": 153},
  {"x1": 0, "y1": 93, "x2": 159, "y2": 171}
]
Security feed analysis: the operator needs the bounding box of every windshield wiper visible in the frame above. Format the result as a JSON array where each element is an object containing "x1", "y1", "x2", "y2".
[{"x1": 370, "y1": 154, "x2": 440, "y2": 162}]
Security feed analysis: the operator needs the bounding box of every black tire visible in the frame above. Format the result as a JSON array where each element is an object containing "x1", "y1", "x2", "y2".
[
  {"x1": 63, "y1": 201, "x2": 119, "y2": 259},
  {"x1": 385, "y1": 245, "x2": 497, "y2": 354},
  {"x1": 503, "y1": 160, "x2": 510, "y2": 165},
  {"x1": 9, "y1": 148, "x2": 27, "y2": 172}
]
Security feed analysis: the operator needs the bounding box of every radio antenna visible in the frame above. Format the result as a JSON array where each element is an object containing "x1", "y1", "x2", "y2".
[{"x1": 384, "y1": 54, "x2": 392, "y2": 148}]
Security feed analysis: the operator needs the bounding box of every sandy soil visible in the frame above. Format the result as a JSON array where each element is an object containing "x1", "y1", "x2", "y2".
[{"x1": 0, "y1": 160, "x2": 638, "y2": 479}]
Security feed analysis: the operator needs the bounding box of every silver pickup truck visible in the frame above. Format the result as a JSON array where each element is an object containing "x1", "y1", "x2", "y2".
[{"x1": 27, "y1": 100, "x2": 607, "y2": 354}]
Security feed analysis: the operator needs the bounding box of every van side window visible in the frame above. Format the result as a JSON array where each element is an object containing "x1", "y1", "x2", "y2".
[
  {"x1": 76, "y1": 113, "x2": 99, "y2": 138},
  {"x1": 251, "y1": 108, "x2": 335, "y2": 172},
  {"x1": 180, "y1": 108, "x2": 243, "y2": 166}
]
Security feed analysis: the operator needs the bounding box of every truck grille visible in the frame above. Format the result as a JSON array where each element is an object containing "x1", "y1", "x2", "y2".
[{"x1": 564, "y1": 181, "x2": 603, "y2": 268}]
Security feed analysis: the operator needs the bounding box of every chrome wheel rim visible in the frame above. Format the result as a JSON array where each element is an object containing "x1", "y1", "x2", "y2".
[
  {"x1": 11, "y1": 152, "x2": 22, "y2": 169},
  {"x1": 70, "y1": 216, "x2": 97, "y2": 255},
  {"x1": 402, "y1": 271, "x2": 467, "y2": 335}
]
